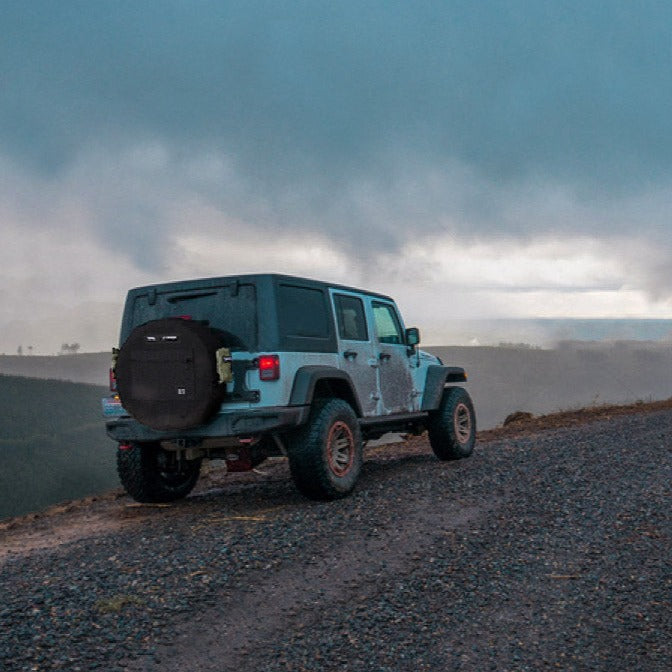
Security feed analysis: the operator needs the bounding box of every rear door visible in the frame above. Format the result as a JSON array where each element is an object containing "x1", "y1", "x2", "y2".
[
  {"x1": 331, "y1": 291, "x2": 380, "y2": 416},
  {"x1": 371, "y1": 300, "x2": 413, "y2": 414}
]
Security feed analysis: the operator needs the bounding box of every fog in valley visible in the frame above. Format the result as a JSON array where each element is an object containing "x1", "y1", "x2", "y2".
[{"x1": 4, "y1": 336, "x2": 672, "y2": 431}]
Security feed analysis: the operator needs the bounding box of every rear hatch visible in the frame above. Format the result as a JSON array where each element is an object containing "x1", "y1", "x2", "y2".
[{"x1": 105, "y1": 278, "x2": 261, "y2": 426}]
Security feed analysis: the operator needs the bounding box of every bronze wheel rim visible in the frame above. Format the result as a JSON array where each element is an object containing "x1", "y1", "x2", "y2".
[
  {"x1": 327, "y1": 420, "x2": 355, "y2": 476},
  {"x1": 454, "y1": 402, "x2": 472, "y2": 444}
]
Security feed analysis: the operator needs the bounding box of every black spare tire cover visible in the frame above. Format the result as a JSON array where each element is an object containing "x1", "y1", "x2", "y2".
[{"x1": 116, "y1": 318, "x2": 226, "y2": 431}]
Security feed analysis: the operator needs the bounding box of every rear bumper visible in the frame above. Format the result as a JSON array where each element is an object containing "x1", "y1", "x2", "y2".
[{"x1": 106, "y1": 405, "x2": 310, "y2": 443}]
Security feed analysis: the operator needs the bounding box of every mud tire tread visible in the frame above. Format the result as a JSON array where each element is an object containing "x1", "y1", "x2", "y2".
[
  {"x1": 427, "y1": 387, "x2": 476, "y2": 461},
  {"x1": 117, "y1": 442, "x2": 201, "y2": 503},
  {"x1": 287, "y1": 398, "x2": 362, "y2": 501}
]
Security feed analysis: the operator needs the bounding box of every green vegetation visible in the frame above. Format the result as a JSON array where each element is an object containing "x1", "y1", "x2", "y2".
[
  {"x1": 95, "y1": 594, "x2": 144, "y2": 614},
  {"x1": 0, "y1": 374, "x2": 117, "y2": 519}
]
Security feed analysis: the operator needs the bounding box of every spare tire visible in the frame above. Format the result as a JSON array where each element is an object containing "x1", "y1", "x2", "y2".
[{"x1": 116, "y1": 318, "x2": 226, "y2": 431}]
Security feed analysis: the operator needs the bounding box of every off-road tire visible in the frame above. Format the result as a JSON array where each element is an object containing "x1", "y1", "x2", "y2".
[
  {"x1": 117, "y1": 442, "x2": 201, "y2": 503},
  {"x1": 427, "y1": 387, "x2": 476, "y2": 461},
  {"x1": 286, "y1": 398, "x2": 362, "y2": 501}
]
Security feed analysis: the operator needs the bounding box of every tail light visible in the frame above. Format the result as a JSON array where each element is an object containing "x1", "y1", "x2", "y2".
[
  {"x1": 258, "y1": 355, "x2": 280, "y2": 381},
  {"x1": 110, "y1": 346, "x2": 119, "y2": 392}
]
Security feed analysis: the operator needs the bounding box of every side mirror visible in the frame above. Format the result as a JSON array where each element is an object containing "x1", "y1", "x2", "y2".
[{"x1": 405, "y1": 327, "x2": 420, "y2": 347}]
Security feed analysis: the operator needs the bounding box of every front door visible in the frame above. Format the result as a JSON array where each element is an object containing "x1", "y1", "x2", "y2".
[{"x1": 371, "y1": 301, "x2": 413, "y2": 414}]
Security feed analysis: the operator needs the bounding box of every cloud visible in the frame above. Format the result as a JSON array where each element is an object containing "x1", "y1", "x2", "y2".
[
  {"x1": 1, "y1": 0, "x2": 672, "y2": 349},
  {"x1": 4, "y1": 2, "x2": 672, "y2": 182},
  {"x1": 2, "y1": 156, "x2": 671, "y2": 352}
]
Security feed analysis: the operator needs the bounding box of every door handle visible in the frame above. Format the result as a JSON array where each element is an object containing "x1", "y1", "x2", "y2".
[
  {"x1": 379, "y1": 352, "x2": 391, "y2": 361},
  {"x1": 343, "y1": 350, "x2": 358, "y2": 360}
]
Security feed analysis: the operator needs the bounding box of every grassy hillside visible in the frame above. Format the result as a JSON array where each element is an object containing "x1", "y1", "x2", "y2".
[{"x1": 0, "y1": 375, "x2": 117, "y2": 519}]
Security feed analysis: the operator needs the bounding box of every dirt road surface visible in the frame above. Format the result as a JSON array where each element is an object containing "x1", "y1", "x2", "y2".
[{"x1": 1, "y1": 402, "x2": 671, "y2": 671}]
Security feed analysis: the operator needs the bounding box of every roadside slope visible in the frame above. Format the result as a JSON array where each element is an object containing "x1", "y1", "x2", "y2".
[
  {"x1": 1, "y1": 401, "x2": 670, "y2": 671},
  {"x1": 0, "y1": 374, "x2": 116, "y2": 519}
]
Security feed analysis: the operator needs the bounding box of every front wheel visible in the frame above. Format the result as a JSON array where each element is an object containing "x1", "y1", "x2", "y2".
[
  {"x1": 117, "y1": 442, "x2": 201, "y2": 503},
  {"x1": 286, "y1": 398, "x2": 363, "y2": 501},
  {"x1": 427, "y1": 387, "x2": 476, "y2": 460}
]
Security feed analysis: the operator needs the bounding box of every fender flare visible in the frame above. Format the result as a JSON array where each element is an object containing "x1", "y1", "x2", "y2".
[
  {"x1": 420, "y1": 365, "x2": 467, "y2": 411},
  {"x1": 289, "y1": 366, "x2": 363, "y2": 416}
]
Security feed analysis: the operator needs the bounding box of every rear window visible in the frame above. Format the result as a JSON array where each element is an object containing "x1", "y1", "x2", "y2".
[{"x1": 127, "y1": 282, "x2": 257, "y2": 350}]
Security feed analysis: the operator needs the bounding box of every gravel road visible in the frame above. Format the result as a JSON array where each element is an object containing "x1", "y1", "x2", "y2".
[{"x1": 1, "y1": 408, "x2": 670, "y2": 671}]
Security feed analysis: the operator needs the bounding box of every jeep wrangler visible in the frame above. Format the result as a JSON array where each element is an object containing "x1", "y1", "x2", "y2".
[{"x1": 103, "y1": 274, "x2": 476, "y2": 501}]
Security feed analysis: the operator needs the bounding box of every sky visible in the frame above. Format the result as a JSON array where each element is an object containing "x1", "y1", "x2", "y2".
[{"x1": 2, "y1": 1, "x2": 672, "y2": 353}]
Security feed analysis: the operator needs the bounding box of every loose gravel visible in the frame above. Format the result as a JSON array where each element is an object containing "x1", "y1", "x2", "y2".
[{"x1": 1, "y1": 410, "x2": 671, "y2": 671}]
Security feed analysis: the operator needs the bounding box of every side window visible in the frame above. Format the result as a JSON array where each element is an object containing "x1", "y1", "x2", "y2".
[
  {"x1": 278, "y1": 285, "x2": 329, "y2": 338},
  {"x1": 372, "y1": 302, "x2": 403, "y2": 345},
  {"x1": 334, "y1": 294, "x2": 368, "y2": 341}
]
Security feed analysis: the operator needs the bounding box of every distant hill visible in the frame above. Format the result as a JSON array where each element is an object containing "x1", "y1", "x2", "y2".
[
  {"x1": 428, "y1": 342, "x2": 672, "y2": 428},
  {"x1": 0, "y1": 352, "x2": 110, "y2": 387},
  {"x1": 0, "y1": 374, "x2": 117, "y2": 519}
]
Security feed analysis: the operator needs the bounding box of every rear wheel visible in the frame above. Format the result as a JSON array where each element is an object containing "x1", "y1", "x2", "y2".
[
  {"x1": 427, "y1": 387, "x2": 476, "y2": 460},
  {"x1": 286, "y1": 399, "x2": 362, "y2": 500},
  {"x1": 117, "y1": 442, "x2": 201, "y2": 503}
]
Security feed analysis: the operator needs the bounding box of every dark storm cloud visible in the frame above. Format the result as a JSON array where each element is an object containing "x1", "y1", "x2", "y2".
[{"x1": 2, "y1": 1, "x2": 672, "y2": 263}]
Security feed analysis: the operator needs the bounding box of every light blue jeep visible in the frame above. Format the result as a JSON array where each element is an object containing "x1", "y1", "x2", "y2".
[{"x1": 105, "y1": 274, "x2": 475, "y2": 501}]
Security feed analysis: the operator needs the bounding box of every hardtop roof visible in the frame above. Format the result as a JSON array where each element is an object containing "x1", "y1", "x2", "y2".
[{"x1": 128, "y1": 273, "x2": 395, "y2": 303}]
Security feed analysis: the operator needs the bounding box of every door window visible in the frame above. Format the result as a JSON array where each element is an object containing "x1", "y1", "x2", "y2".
[
  {"x1": 334, "y1": 294, "x2": 369, "y2": 341},
  {"x1": 372, "y1": 303, "x2": 403, "y2": 344}
]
